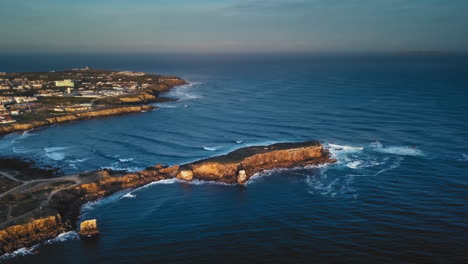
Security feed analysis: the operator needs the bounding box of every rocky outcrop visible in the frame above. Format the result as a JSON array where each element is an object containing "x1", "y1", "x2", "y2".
[
  {"x1": 79, "y1": 219, "x2": 99, "y2": 237},
  {"x1": 182, "y1": 141, "x2": 333, "y2": 184},
  {"x1": 0, "y1": 215, "x2": 66, "y2": 255},
  {"x1": 0, "y1": 141, "x2": 335, "y2": 255},
  {"x1": 118, "y1": 82, "x2": 186, "y2": 104},
  {"x1": 0, "y1": 105, "x2": 154, "y2": 135},
  {"x1": 177, "y1": 170, "x2": 194, "y2": 181}
]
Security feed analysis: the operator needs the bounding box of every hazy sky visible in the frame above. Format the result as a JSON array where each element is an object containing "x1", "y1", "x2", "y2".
[{"x1": 1, "y1": 0, "x2": 467, "y2": 53}]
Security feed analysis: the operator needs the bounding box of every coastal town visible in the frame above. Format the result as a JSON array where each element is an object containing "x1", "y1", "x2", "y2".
[{"x1": 0, "y1": 68, "x2": 185, "y2": 129}]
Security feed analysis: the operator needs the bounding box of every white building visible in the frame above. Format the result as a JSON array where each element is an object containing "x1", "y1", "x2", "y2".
[{"x1": 55, "y1": 79, "x2": 75, "y2": 87}]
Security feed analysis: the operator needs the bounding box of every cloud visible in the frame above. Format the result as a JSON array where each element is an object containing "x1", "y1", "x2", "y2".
[
  {"x1": 222, "y1": 0, "x2": 322, "y2": 14},
  {"x1": 221, "y1": 0, "x2": 467, "y2": 15}
]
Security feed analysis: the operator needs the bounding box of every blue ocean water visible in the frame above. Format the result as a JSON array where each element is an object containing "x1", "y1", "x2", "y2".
[{"x1": 0, "y1": 54, "x2": 467, "y2": 263}]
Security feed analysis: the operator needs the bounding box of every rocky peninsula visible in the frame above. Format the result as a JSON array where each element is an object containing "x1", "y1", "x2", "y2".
[{"x1": 0, "y1": 141, "x2": 335, "y2": 255}]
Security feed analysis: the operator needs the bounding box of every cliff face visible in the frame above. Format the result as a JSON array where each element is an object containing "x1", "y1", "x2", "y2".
[
  {"x1": 119, "y1": 81, "x2": 186, "y2": 104},
  {"x1": 0, "y1": 105, "x2": 154, "y2": 135},
  {"x1": 186, "y1": 141, "x2": 333, "y2": 184},
  {"x1": 0, "y1": 215, "x2": 66, "y2": 255},
  {"x1": 0, "y1": 141, "x2": 334, "y2": 255},
  {"x1": 79, "y1": 219, "x2": 99, "y2": 237}
]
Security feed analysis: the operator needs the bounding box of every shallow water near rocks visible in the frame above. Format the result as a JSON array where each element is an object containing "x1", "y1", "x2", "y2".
[{"x1": 1, "y1": 54, "x2": 467, "y2": 263}]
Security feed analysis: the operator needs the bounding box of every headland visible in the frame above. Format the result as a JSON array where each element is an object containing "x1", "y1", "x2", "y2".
[
  {"x1": 0, "y1": 141, "x2": 335, "y2": 255},
  {"x1": 0, "y1": 68, "x2": 186, "y2": 135}
]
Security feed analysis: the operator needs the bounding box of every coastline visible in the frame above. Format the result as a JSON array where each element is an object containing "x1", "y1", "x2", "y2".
[
  {"x1": 0, "y1": 105, "x2": 155, "y2": 135},
  {"x1": 0, "y1": 141, "x2": 335, "y2": 255},
  {"x1": 0, "y1": 72, "x2": 187, "y2": 137}
]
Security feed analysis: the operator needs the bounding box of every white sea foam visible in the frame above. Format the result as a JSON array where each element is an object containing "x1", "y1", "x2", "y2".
[
  {"x1": 100, "y1": 165, "x2": 143, "y2": 172},
  {"x1": 203, "y1": 146, "x2": 222, "y2": 151},
  {"x1": 44, "y1": 146, "x2": 70, "y2": 153},
  {"x1": 0, "y1": 135, "x2": 17, "y2": 149},
  {"x1": 121, "y1": 192, "x2": 136, "y2": 199},
  {"x1": 167, "y1": 81, "x2": 203, "y2": 101},
  {"x1": 305, "y1": 167, "x2": 359, "y2": 199},
  {"x1": 74, "y1": 158, "x2": 90, "y2": 163},
  {"x1": 12, "y1": 145, "x2": 30, "y2": 154},
  {"x1": 307, "y1": 141, "x2": 410, "y2": 198},
  {"x1": 235, "y1": 140, "x2": 243, "y2": 144},
  {"x1": 15, "y1": 130, "x2": 35, "y2": 141},
  {"x1": 0, "y1": 231, "x2": 79, "y2": 260},
  {"x1": 328, "y1": 143, "x2": 364, "y2": 152},
  {"x1": 373, "y1": 158, "x2": 402, "y2": 176},
  {"x1": 44, "y1": 146, "x2": 70, "y2": 161},
  {"x1": 0, "y1": 246, "x2": 39, "y2": 260},
  {"x1": 189, "y1": 179, "x2": 235, "y2": 186},
  {"x1": 45, "y1": 152, "x2": 66, "y2": 161},
  {"x1": 157, "y1": 104, "x2": 178, "y2": 108},
  {"x1": 459, "y1": 153, "x2": 468, "y2": 161},
  {"x1": 326, "y1": 143, "x2": 365, "y2": 166},
  {"x1": 346, "y1": 160, "x2": 363, "y2": 169},
  {"x1": 245, "y1": 165, "x2": 328, "y2": 186},
  {"x1": 139, "y1": 178, "x2": 181, "y2": 187},
  {"x1": 45, "y1": 231, "x2": 80, "y2": 244},
  {"x1": 371, "y1": 142, "x2": 424, "y2": 156},
  {"x1": 119, "y1": 157, "x2": 135, "y2": 162}
]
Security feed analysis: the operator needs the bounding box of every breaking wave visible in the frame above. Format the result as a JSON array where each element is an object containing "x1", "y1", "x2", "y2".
[
  {"x1": 303, "y1": 141, "x2": 419, "y2": 198},
  {"x1": 0, "y1": 246, "x2": 40, "y2": 260},
  {"x1": 45, "y1": 231, "x2": 80, "y2": 244},
  {"x1": 203, "y1": 146, "x2": 223, "y2": 151},
  {"x1": 119, "y1": 157, "x2": 135, "y2": 162},
  {"x1": 245, "y1": 164, "x2": 328, "y2": 186},
  {"x1": 0, "y1": 231, "x2": 79, "y2": 260},
  {"x1": 44, "y1": 146, "x2": 70, "y2": 161},
  {"x1": 121, "y1": 192, "x2": 136, "y2": 199},
  {"x1": 459, "y1": 153, "x2": 468, "y2": 161},
  {"x1": 370, "y1": 141, "x2": 424, "y2": 156},
  {"x1": 164, "y1": 81, "x2": 203, "y2": 101},
  {"x1": 44, "y1": 146, "x2": 70, "y2": 153}
]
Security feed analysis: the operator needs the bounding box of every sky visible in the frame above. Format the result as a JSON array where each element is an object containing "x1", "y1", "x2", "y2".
[{"x1": 1, "y1": 0, "x2": 467, "y2": 53}]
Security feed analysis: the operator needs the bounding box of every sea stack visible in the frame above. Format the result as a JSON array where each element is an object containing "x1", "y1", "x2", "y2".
[
  {"x1": 79, "y1": 219, "x2": 99, "y2": 238},
  {"x1": 237, "y1": 170, "x2": 248, "y2": 185}
]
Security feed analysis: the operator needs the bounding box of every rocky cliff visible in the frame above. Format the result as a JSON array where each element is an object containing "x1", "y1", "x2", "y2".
[
  {"x1": 79, "y1": 219, "x2": 99, "y2": 237},
  {"x1": 0, "y1": 105, "x2": 154, "y2": 135},
  {"x1": 118, "y1": 81, "x2": 186, "y2": 104},
  {"x1": 0, "y1": 215, "x2": 67, "y2": 255},
  {"x1": 184, "y1": 141, "x2": 332, "y2": 184},
  {"x1": 0, "y1": 141, "x2": 335, "y2": 255}
]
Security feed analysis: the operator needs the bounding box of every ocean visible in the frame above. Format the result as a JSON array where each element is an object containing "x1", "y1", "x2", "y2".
[{"x1": 0, "y1": 53, "x2": 467, "y2": 263}]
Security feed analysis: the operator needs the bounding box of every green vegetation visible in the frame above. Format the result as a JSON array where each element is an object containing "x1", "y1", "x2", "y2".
[
  {"x1": 0, "y1": 176, "x2": 21, "y2": 193},
  {"x1": 50, "y1": 180, "x2": 76, "y2": 187},
  {"x1": 11, "y1": 199, "x2": 41, "y2": 217},
  {"x1": 94, "y1": 96, "x2": 121, "y2": 106},
  {"x1": 38, "y1": 96, "x2": 95, "y2": 105},
  {"x1": 0, "y1": 193, "x2": 41, "y2": 218},
  {"x1": 0, "y1": 204, "x2": 8, "y2": 222},
  {"x1": 0, "y1": 158, "x2": 62, "y2": 181},
  {"x1": 14, "y1": 111, "x2": 50, "y2": 122}
]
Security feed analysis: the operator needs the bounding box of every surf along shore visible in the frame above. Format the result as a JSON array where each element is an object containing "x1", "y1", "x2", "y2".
[{"x1": 0, "y1": 141, "x2": 335, "y2": 255}]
